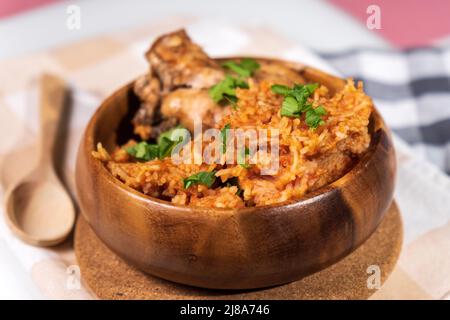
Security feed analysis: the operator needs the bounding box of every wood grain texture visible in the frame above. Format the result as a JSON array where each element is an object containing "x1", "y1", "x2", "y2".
[
  {"x1": 3, "y1": 74, "x2": 75, "y2": 247},
  {"x1": 74, "y1": 202, "x2": 403, "y2": 299},
  {"x1": 75, "y1": 59, "x2": 396, "y2": 289}
]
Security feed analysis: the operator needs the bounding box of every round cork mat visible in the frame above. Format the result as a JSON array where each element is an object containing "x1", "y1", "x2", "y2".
[{"x1": 75, "y1": 202, "x2": 403, "y2": 300}]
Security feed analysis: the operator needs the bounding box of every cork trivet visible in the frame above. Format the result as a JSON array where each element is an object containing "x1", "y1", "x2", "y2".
[{"x1": 75, "y1": 202, "x2": 402, "y2": 300}]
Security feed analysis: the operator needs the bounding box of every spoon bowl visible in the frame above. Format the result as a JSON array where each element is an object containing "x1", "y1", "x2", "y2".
[{"x1": 5, "y1": 179, "x2": 75, "y2": 246}]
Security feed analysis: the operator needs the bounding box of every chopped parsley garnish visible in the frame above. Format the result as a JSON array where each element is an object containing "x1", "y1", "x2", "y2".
[
  {"x1": 280, "y1": 96, "x2": 299, "y2": 117},
  {"x1": 126, "y1": 127, "x2": 188, "y2": 161},
  {"x1": 208, "y1": 75, "x2": 248, "y2": 104},
  {"x1": 305, "y1": 105, "x2": 327, "y2": 128},
  {"x1": 126, "y1": 141, "x2": 159, "y2": 161},
  {"x1": 157, "y1": 126, "x2": 189, "y2": 159},
  {"x1": 220, "y1": 123, "x2": 231, "y2": 154},
  {"x1": 183, "y1": 171, "x2": 217, "y2": 189},
  {"x1": 271, "y1": 84, "x2": 291, "y2": 96},
  {"x1": 271, "y1": 83, "x2": 327, "y2": 128},
  {"x1": 209, "y1": 58, "x2": 260, "y2": 105},
  {"x1": 222, "y1": 58, "x2": 260, "y2": 78}
]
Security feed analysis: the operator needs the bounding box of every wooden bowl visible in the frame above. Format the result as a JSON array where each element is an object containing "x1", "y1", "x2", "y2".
[{"x1": 75, "y1": 58, "x2": 396, "y2": 290}]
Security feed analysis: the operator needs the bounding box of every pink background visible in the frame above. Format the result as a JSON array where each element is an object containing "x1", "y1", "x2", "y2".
[
  {"x1": 329, "y1": 0, "x2": 450, "y2": 48},
  {"x1": 0, "y1": 0, "x2": 61, "y2": 19}
]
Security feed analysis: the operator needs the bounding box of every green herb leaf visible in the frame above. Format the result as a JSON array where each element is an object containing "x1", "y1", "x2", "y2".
[
  {"x1": 220, "y1": 124, "x2": 231, "y2": 154},
  {"x1": 271, "y1": 84, "x2": 291, "y2": 96},
  {"x1": 291, "y1": 84, "x2": 318, "y2": 108},
  {"x1": 234, "y1": 77, "x2": 250, "y2": 89},
  {"x1": 127, "y1": 127, "x2": 189, "y2": 161},
  {"x1": 222, "y1": 58, "x2": 260, "y2": 77},
  {"x1": 222, "y1": 61, "x2": 251, "y2": 77},
  {"x1": 183, "y1": 171, "x2": 217, "y2": 189},
  {"x1": 210, "y1": 58, "x2": 258, "y2": 104},
  {"x1": 158, "y1": 136, "x2": 178, "y2": 159},
  {"x1": 305, "y1": 83, "x2": 319, "y2": 94},
  {"x1": 314, "y1": 105, "x2": 327, "y2": 116},
  {"x1": 209, "y1": 75, "x2": 238, "y2": 103},
  {"x1": 156, "y1": 126, "x2": 180, "y2": 144},
  {"x1": 157, "y1": 126, "x2": 189, "y2": 159},
  {"x1": 272, "y1": 82, "x2": 327, "y2": 128},
  {"x1": 240, "y1": 58, "x2": 260, "y2": 74},
  {"x1": 209, "y1": 74, "x2": 250, "y2": 105},
  {"x1": 126, "y1": 142, "x2": 159, "y2": 161},
  {"x1": 280, "y1": 96, "x2": 300, "y2": 117},
  {"x1": 305, "y1": 105, "x2": 327, "y2": 129}
]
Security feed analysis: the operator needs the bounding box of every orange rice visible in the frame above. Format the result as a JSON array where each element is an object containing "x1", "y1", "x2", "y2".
[{"x1": 93, "y1": 79, "x2": 373, "y2": 208}]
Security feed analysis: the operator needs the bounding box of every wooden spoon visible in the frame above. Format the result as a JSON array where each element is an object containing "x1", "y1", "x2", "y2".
[{"x1": 4, "y1": 74, "x2": 75, "y2": 246}]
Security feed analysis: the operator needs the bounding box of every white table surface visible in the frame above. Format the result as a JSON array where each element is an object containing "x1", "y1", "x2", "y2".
[{"x1": 0, "y1": 0, "x2": 390, "y2": 299}]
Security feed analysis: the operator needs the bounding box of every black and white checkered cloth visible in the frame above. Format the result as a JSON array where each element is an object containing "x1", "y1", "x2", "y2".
[{"x1": 320, "y1": 47, "x2": 450, "y2": 175}]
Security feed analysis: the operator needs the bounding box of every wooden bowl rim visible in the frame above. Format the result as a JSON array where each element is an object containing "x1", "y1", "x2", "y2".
[{"x1": 82, "y1": 57, "x2": 388, "y2": 216}]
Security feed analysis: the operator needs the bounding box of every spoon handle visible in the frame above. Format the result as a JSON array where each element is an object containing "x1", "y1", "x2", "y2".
[{"x1": 38, "y1": 74, "x2": 68, "y2": 167}]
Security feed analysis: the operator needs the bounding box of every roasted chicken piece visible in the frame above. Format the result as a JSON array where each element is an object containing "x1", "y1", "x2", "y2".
[
  {"x1": 132, "y1": 29, "x2": 308, "y2": 139},
  {"x1": 161, "y1": 88, "x2": 228, "y2": 132},
  {"x1": 254, "y1": 61, "x2": 305, "y2": 86},
  {"x1": 146, "y1": 29, "x2": 225, "y2": 92},
  {"x1": 132, "y1": 74, "x2": 161, "y2": 139},
  {"x1": 132, "y1": 29, "x2": 227, "y2": 138}
]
